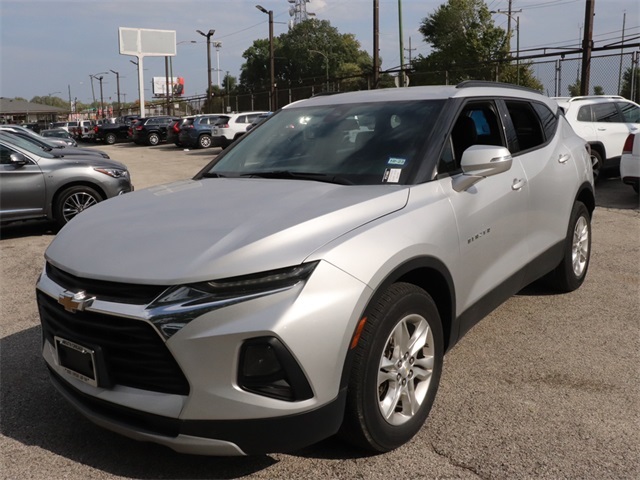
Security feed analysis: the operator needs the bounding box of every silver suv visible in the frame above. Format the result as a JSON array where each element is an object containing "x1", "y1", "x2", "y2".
[
  {"x1": 554, "y1": 95, "x2": 640, "y2": 179},
  {"x1": 36, "y1": 82, "x2": 594, "y2": 455}
]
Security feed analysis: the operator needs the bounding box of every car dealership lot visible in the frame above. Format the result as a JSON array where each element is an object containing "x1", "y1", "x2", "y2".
[{"x1": 1, "y1": 143, "x2": 638, "y2": 479}]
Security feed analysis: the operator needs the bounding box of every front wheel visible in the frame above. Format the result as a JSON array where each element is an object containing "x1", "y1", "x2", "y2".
[
  {"x1": 148, "y1": 133, "x2": 160, "y2": 146},
  {"x1": 340, "y1": 283, "x2": 443, "y2": 452},
  {"x1": 105, "y1": 133, "x2": 116, "y2": 145},
  {"x1": 54, "y1": 186, "x2": 102, "y2": 227},
  {"x1": 546, "y1": 201, "x2": 591, "y2": 292}
]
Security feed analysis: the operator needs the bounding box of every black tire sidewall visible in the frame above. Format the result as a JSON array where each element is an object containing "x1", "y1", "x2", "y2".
[
  {"x1": 199, "y1": 135, "x2": 211, "y2": 148},
  {"x1": 555, "y1": 201, "x2": 591, "y2": 292},
  {"x1": 148, "y1": 133, "x2": 159, "y2": 146},
  {"x1": 105, "y1": 133, "x2": 116, "y2": 145},
  {"x1": 349, "y1": 283, "x2": 444, "y2": 452}
]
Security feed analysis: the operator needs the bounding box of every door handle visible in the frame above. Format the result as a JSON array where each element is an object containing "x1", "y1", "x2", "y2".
[
  {"x1": 558, "y1": 153, "x2": 570, "y2": 164},
  {"x1": 597, "y1": 128, "x2": 607, "y2": 131},
  {"x1": 512, "y1": 178, "x2": 526, "y2": 191}
]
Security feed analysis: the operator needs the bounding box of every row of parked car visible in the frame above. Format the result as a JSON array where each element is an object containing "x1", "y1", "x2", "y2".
[{"x1": 89, "y1": 111, "x2": 271, "y2": 149}]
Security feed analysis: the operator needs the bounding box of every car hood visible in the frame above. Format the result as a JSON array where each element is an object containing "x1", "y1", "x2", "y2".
[
  {"x1": 46, "y1": 178, "x2": 409, "y2": 284},
  {"x1": 44, "y1": 155, "x2": 127, "y2": 170},
  {"x1": 50, "y1": 146, "x2": 109, "y2": 157}
]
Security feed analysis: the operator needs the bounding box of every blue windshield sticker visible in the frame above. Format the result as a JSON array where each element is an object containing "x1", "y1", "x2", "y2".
[{"x1": 388, "y1": 157, "x2": 406, "y2": 166}]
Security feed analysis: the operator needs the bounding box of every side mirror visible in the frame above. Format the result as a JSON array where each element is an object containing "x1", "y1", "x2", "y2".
[
  {"x1": 452, "y1": 145, "x2": 513, "y2": 192},
  {"x1": 9, "y1": 152, "x2": 29, "y2": 167}
]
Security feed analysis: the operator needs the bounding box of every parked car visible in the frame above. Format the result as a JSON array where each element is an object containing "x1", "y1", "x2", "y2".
[
  {"x1": 71, "y1": 120, "x2": 96, "y2": 141},
  {"x1": 132, "y1": 116, "x2": 177, "y2": 146},
  {"x1": 554, "y1": 95, "x2": 640, "y2": 180},
  {"x1": 94, "y1": 115, "x2": 139, "y2": 145},
  {"x1": 245, "y1": 112, "x2": 273, "y2": 132},
  {"x1": 178, "y1": 114, "x2": 222, "y2": 148},
  {"x1": 621, "y1": 133, "x2": 639, "y2": 194},
  {"x1": 49, "y1": 121, "x2": 80, "y2": 134},
  {"x1": 0, "y1": 124, "x2": 72, "y2": 148},
  {"x1": 167, "y1": 116, "x2": 199, "y2": 147},
  {"x1": 0, "y1": 132, "x2": 132, "y2": 227},
  {"x1": 211, "y1": 111, "x2": 267, "y2": 148},
  {"x1": 40, "y1": 128, "x2": 78, "y2": 147},
  {"x1": 36, "y1": 82, "x2": 594, "y2": 456},
  {"x1": 0, "y1": 128, "x2": 110, "y2": 158}
]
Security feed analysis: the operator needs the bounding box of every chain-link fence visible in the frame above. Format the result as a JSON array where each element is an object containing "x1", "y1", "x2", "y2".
[{"x1": 168, "y1": 50, "x2": 639, "y2": 115}]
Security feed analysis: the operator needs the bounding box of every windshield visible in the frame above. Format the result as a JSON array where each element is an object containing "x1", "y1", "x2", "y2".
[{"x1": 205, "y1": 100, "x2": 444, "y2": 185}]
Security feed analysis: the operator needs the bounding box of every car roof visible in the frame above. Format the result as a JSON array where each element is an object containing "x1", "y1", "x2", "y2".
[{"x1": 285, "y1": 82, "x2": 558, "y2": 111}]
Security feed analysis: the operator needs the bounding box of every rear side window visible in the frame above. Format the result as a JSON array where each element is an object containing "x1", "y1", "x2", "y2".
[
  {"x1": 505, "y1": 101, "x2": 546, "y2": 152},
  {"x1": 577, "y1": 106, "x2": 591, "y2": 121},
  {"x1": 593, "y1": 103, "x2": 622, "y2": 123},
  {"x1": 214, "y1": 116, "x2": 230, "y2": 126},
  {"x1": 531, "y1": 102, "x2": 558, "y2": 141}
]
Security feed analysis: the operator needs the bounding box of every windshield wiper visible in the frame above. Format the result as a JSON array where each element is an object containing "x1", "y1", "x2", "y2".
[
  {"x1": 239, "y1": 171, "x2": 353, "y2": 185},
  {"x1": 201, "y1": 172, "x2": 226, "y2": 178}
]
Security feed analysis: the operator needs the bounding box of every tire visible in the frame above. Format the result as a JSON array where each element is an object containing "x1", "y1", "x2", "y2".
[
  {"x1": 590, "y1": 150, "x2": 603, "y2": 182},
  {"x1": 148, "y1": 133, "x2": 160, "y2": 146},
  {"x1": 105, "y1": 133, "x2": 116, "y2": 145},
  {"x1": 340, "y1": 283, "x2": 444, "y2": 452},
  {"x1": 55, "y1": 186, "x2": 102, "y2": 227},
  {"x1": 198, "y1": 134, "x2": 212, "y2": 149},
  {"x1": 546, "y1": 201, "x2": 591, "y2": 292}
]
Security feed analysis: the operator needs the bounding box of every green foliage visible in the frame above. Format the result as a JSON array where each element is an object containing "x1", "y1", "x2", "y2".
[
  {"x1": 593, "y1": 85, "x2": 604, "y2": 95},
  {"x1": 239, "y1": 19, "x2": 372, "y2": 94},
  {"x1": 620, "y1": 66, "x2": 640, "y2": 100},
  {"x1": 568, "y1": 79, "x2": 581, "y2": 97},
  {"x1": 412, "y1": 0, "x2": 541, "y2": 91}
]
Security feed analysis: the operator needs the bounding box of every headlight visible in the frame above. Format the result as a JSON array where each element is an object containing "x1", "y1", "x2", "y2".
[
  {"x1": 94, "y1": 167, "x2": 127, "y2": 178},
  {"x1": 147, "y1": 262, "x2": 319, "y2": 339}
]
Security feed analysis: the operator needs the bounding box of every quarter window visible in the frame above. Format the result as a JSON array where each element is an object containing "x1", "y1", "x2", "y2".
[
  {"x1": 617, "y1": 102, "x2": 640, "y2": 123},
  {"x1": 592, "y1": 103, "x2": 622, "y2": 123}
]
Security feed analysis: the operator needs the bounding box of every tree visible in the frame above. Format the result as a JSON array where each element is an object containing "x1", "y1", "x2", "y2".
[
  {"x1": 568, "y1": 78, "x2": 581, "y2": 97},
  {"x1": 239, "y1": 19, "x2": 372, "y2": 95},
  {"x1": 593, "y1": 85, "x2": 604, "y2": 95},
  {"x1": 620, "y1": 66, "x2": 640, "y2": 101},
  {"x1": 413, "y1": 0, "x2": 541, "y2": 90}
]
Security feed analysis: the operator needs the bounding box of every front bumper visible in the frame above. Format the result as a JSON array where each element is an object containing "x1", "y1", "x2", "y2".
[{"x1": 37, "y1": 260, "x2": 369, "y2": 455}]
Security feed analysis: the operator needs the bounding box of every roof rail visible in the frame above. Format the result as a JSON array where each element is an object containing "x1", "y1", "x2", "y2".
[
  {"x1": 565, "y1": 95, "x2": 624, "y2": 102},
  {"x1": 456, "y1": 80, "x2": 542, "y2": 95}
]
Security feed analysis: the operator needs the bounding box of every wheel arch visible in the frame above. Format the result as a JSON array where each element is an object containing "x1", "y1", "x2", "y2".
[
  {"x1": 588, "y1": 141, "x2": 606, "y2": 160},
  {"x1": 575, "y1": 181, "x2": 596, "y2": 217},
  {"x1": 339, "y1": 256, "x2": 456, "y2": 392}
]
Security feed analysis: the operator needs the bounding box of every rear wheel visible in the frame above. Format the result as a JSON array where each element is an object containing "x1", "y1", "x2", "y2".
[
  {"x1": 148, "y1": 133, "x2": 160, "y2": 146},
  {"x1": 547, "y1": 201, "x2": 591, "y2": 292},
  {"x1": 55, "y1": 186, "x2": 102, "y2": 227},
  {"x1": 340, "y1": 283, "x2": 443, "y2": 452},
  {"x1": 198, "y1": 134, "x2": 212, "y2": 148},
  {"x1": 105, "y1": 133, "x2": 116, "y2": 145}
]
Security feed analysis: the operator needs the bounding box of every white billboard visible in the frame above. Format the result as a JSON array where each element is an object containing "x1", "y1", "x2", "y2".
[{"x1": 119, "y1": 28, "x2": 176, "y2": 56}]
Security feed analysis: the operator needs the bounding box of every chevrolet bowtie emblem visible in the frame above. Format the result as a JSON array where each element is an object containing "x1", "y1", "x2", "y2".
[{"x1": 58, "y1": 290, "x2": 95, "y2": 313}]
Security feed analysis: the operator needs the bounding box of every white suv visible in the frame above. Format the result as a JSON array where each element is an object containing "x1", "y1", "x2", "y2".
[
  {"x1": 211, "y1": 111, "x2": 267, "y2": 147},
  {"x1": 37, "y1": 82, "x2": 594, "y2": 456},
  {"x1": 554, "y1": 95, "x2": 640, "y2": 179}
]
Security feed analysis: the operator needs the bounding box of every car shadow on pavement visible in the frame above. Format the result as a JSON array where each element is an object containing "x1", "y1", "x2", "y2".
[
  {"x1": 0, "y1": 326, "x2": 363, "y2": 477},
  {"x1": 0, "y1": 220, "x2": 59, "y2": 240}
]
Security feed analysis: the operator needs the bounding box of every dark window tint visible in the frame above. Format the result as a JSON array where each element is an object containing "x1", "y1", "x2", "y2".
[
  {"x1": 505, "y1": 101, "x2": 546, "y2": 152},
  {"x1": 532, "y1": 102, "x2": 558, "y2": 140},
  {"x1": 0, "y1": 144, "x2": 17, "y2": 164},
  {"x1": 593, "y1": 103, "x2": 622, "y2": 122},
  {"x1": 617, "y1": 102, "x2": 640, "y2": 123},
  {"x1": 577, "y1": 106, "x2": 592, "y2": 121}
]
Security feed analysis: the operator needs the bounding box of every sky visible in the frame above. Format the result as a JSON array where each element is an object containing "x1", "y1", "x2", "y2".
[{"x1": 0, "y1": 0, "x2": 638, "y2": 105}]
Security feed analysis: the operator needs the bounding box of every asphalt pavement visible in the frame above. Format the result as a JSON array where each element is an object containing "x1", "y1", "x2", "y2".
[{"x1": 1, "y1": 142, "x2": 638, "y2": 479}]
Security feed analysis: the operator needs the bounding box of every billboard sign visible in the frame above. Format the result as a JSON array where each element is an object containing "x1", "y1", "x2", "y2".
[
  {"x1": 119, "y1": 28, "x2": 176, "y2": 56},
  {"x1": 153, "y1": 77, "x2": 185, "y2": 97}
]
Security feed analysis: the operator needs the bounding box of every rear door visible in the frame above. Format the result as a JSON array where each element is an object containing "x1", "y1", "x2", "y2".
[{"x1": 591, "y1": 101, "x2": 639, "y2": 161}]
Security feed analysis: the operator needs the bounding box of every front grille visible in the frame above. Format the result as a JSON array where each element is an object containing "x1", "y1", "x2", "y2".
[
  {"x1": 38, "y1": 291, "x2": 190, "y2": 395},
  {"x1": 46, "y1": 263, "x2": 167, "y2": 304}
]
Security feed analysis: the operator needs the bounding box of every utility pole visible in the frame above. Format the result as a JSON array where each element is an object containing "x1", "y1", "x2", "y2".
[
  {"x1": 404, "y1": 37, "x2": 416, "y2": 68},
  {"x1": 373, "y1": 0, "x2": 380, "y2": 88},
  {"x1": 580, "y1": 0, "x2": 595, "y2": 96}
]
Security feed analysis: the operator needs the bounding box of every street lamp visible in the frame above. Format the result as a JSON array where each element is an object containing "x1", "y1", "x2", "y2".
[
  {"x1": 110, "y1": 70, "x2": 121, "y2": 116},
  {"x1": 256, "y1": 5, "x2": 276, "y2": 110},
  {"x1": 309, "y1": 50, "x2": 329, "y2": 92},
  {"x1": 47, "y1": 91, "x2": 61, "y2": 106},
  {"x1": 196, "y1": 29, "x2": 215, "y2": 113}
]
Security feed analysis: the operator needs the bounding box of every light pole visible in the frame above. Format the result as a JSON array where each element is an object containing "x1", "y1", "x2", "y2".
[
  {"x1": 213, "y1": 41, "x2": 223, "y2": 87},
  {"x1": 309, "y1": 50, "x2": 329, "y2": 92},
  {"x1": 47, "y1": 91, "x2": 61, "y2": 106},
  {"x1": 110, "y1": 69, "x2": 121, "y2": 116},
  {"x1": 256, "y1": 5, "x2": 276, "y2": 110},
  {"x1": 90, "y1": 72, "x2": 108, "y2": 118},
  {"x1": 196, "y1": 29, "x2": 215, "y2": 113}
]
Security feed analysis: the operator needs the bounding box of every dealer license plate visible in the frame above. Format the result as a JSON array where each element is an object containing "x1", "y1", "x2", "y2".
[{"x1": 54, "y1": 336, "x2": 98, "y2": 387}]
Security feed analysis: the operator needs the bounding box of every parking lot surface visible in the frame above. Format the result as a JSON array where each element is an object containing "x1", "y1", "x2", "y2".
[{"x1": 1, "y1": 142, "x2": 639, "y2": 479}]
